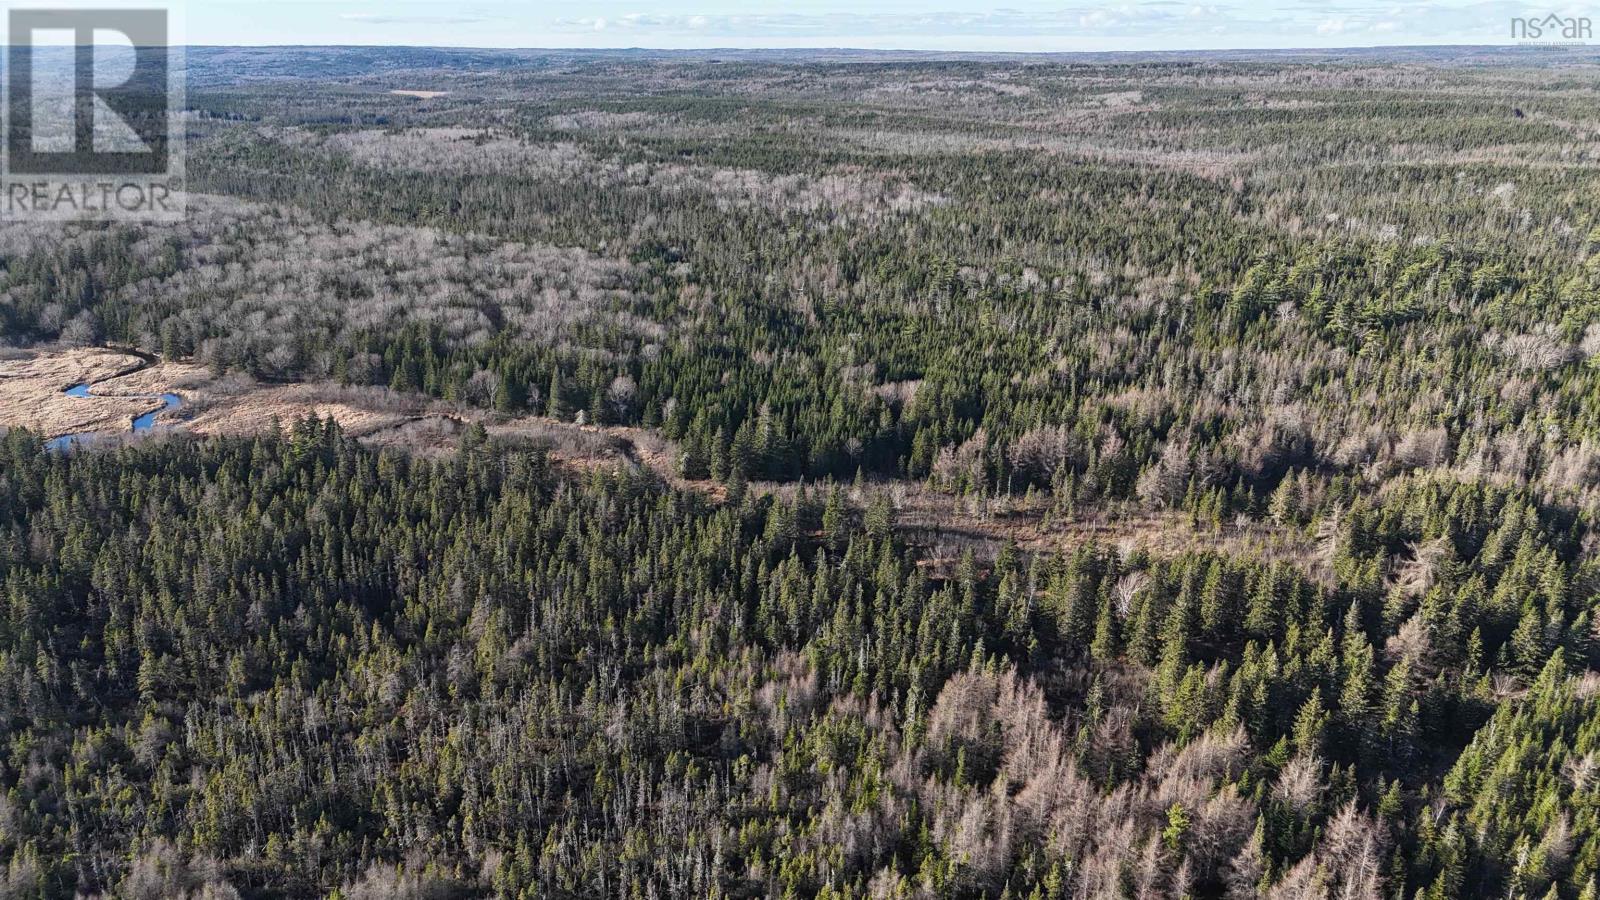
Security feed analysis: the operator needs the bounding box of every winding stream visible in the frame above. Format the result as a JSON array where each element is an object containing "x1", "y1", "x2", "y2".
[{"x1": 47, "y1": 381, "x2": 182, "y2": 451}]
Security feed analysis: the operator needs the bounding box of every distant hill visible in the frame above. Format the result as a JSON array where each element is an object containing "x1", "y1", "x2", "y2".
[{"x1": 178, "y1": 42, "x2": 1600, "y2": 86}]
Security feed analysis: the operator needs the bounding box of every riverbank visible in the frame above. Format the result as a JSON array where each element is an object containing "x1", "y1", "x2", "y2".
[
  {"x1": 0, "y1": 346, "x2": 1320, "y2": 573},
  {"x1": 0, "y1": 347, "x2": 201, "y2": 440}
]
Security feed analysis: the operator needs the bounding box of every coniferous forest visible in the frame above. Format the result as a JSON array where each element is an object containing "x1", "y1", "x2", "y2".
[{"x1": 5, "y1": 45, "x2": 1600, "y2": 898}]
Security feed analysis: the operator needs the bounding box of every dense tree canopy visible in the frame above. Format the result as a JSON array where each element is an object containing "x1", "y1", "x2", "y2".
[{"x1": 4, "y1": 46, "x2": 1600, "y2": 899}]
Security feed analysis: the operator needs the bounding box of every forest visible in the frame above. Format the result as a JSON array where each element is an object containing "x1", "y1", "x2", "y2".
[{"x1": 3, "y1": 45, "x2": 1600, "y2": 898}]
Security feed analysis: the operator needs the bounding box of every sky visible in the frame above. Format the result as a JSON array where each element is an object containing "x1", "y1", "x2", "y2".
[{"x1": 181, "y1": 0, "x2": 1594, "y2": 51}]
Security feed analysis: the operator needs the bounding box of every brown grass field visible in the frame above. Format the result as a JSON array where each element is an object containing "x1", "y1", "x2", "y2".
[
  {"x1": 2, "y1": 347, "x2": 1314, "y2": 568},
  {"x1": 0, "y1": 348, "x2": 195, "y2": 439}
]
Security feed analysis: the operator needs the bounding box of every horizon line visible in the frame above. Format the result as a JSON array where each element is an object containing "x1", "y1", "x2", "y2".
[{"x1": 8, "y1": 41, "x2": 1598, "y2": 55}]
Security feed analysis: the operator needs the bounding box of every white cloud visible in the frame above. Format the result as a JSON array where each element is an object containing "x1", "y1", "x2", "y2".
[
  {"x1": 315, "y1": 0, "x2": 1600, "y2": 51},
  {"x1": 340, "y1": 12, "x2": 486, "y2": 26},
  {"x1": 551, "y1": 6, "x2": 1237, "y2": 38}
]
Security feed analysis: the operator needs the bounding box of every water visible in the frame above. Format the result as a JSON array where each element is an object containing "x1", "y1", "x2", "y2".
[{"x1": 47, "y1": 383, "x2": 182, "y2": 451}]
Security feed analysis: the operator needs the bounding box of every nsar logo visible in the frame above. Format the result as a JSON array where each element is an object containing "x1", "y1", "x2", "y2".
[{"x1": 1511, "y1": 13, "x2": 1593, "y2": 41}]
